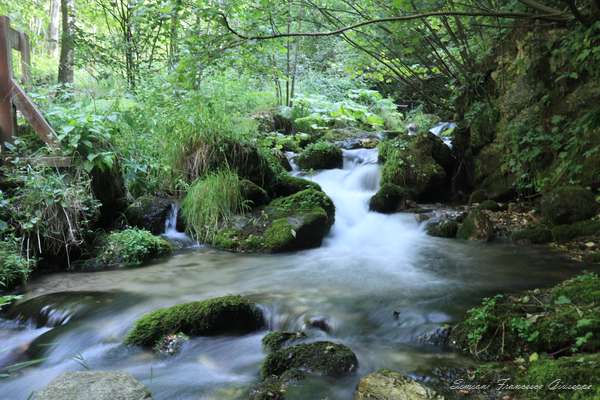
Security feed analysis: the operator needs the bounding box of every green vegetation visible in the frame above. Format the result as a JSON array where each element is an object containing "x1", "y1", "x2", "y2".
[
  {"x1": 125, "y1": 295, "x2": 264, "y2": 347},
  {"x1": 0, "y1": 239, "x2": 32, "y2": 290},
  {"x1": 262, "y1": 331, "x2": 306, "y2": 353},
  {"x1": 296, "y1": 142, "x2": 343, "y2": 170},
  {"x1": 181, "y1": 170, "x2": 249, "y2": 243},
  {"x1": 97, "y1": 229, "x2": 172, "y2": 267}
]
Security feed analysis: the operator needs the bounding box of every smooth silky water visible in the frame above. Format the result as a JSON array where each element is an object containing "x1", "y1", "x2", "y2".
[{"x1": 0, "y1": 148, "x2": 586, "y2": 399}]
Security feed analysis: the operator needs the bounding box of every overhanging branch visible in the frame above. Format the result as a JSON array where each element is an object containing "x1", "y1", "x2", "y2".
[{"x1": 220, "y1": 9, "x2": 570, "y2": 40}]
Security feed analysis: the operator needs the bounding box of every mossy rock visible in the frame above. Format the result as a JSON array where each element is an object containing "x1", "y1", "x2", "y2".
[
  {"x1": 240, "y1": 180, "x2": 270, "y2": 208},
  {"x1": 262, "y1": 331, "x2": 306, "y2": 353},
  {"x1": 541, "y1": 186, "x2": 597, "y2": 225},
  {"x1": 468, "y1": 190, "x2": 488, "y2": 204},
  {"x1": 97, "y1": 229, "x2": 172, "y2": 267},
  {"x1": 124, "y1": 295, "x2": 264, "y2": 347},
  {"x1": 268, "y1": 189, "x2": 335, "y2": 226},
  {"x1": 263, "y1": 210, "x2": 330, "y2": 253},
  {"x1": 125, "y1": 196, "x2": 172, "y2": 235},
  {"x1": 261, "y1": 341, "x2": 358, "y2": 379},
  {"x1": 450, "y1": 273, "x2": 600, "y2": 361},
  {"x1": 551, "y1": 219, "x2": 600, "y2": 243},
  {"x1": 511, "y1": 225, "x2": 553, "y2": 244},
  {"x1": 517, "y1": 353, "x2": 600, "y2": 400},
  {"x1": 457, "y1": 210, "x2": 495, "y2": 241},
  {"x1": 355, "y1": 369, "x2": 444, "y2": 400},
  {"x1": 426, "y1": 219, "x2": 459, "y2": 238},
  {"x1": 380, "y1": 134, "x2": 449, "y2": 202},
  {"x1": 369, "y1": 184, "x2": 414, "y2": 214},
  {"x1": 477, "y1": 200, "x2": 500, "y2": 211},
  {"x1": 271, "y1": 174, "x2": 322, "y2": 198},
  {"x1": 479, "y1": 171, "x2": 516, "y2": 202},
  {"x1": 296, "y1": 142, "x2": 343, "y2": 170}
]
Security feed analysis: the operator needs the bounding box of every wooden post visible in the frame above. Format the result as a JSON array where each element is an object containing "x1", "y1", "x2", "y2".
[
  {"x1": 0, "y1": 16, "x2": 15, "y2": 148},
  {"x1": 18, "y1": 32, "x2": 30, "y2": 84}
]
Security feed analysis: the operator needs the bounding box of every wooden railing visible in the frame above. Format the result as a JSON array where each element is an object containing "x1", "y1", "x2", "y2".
[{"x1": 0, "y1": 15, "x2": 60, "y2": 153}]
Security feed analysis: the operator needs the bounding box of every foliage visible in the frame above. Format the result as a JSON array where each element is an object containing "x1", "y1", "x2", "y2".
[
  {"x1": 2, "y1": 158, "x2": 99, "y2": 264},
  {"x1": 0, "y1": 238, "x2": 32, "y2": 290},
  {"x1": 98, "y1": 228, "x2": 172, "y2": 267},
  {"x1": 181, "y1": 170, "x2": 249, "y2": 243}
]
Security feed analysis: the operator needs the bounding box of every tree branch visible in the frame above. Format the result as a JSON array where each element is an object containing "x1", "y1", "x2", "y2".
[{"x1": 219, "y1": 9, "x2": 570, "y2": 40}]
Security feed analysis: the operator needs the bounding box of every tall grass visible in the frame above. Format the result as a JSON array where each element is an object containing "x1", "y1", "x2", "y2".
[
  {"x1": 181, "y1": 170, "x2": 249, "y2": 243},
  {"x1": 0, "y1": 238, "x2": 32, "y2": 290}
]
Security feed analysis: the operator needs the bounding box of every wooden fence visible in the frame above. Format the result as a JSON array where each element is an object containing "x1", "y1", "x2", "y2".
[{"x1": 0, "y1": 15, "x2": 60, "y2": 155}]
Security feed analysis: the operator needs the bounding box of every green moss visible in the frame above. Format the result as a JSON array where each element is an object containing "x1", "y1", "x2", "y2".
[
  {"x1": 541, "y1": 186, "x2": 597, "y2": 225},
  {"x1": 518, "y1": 354, "x2": 600, "y2": 400},
  {"x1": 296, "y1": 142, "x2": 342, "y2": 170},
  {"x1": 450, "y1": 273, "x2": 600, "y2": 361},
  {"x1": 269, "y1": 189, "x2": 335, "y2": 225},
  {"x1": 457, "y1": 210, "x2": 495, "y2": 241},
  {"x1": 380, "y1": 134, "x2": 447, "y2": 201},
  {"x1": 261, "y1": 341, "x2": 358, "y2": 379},
  {"x1": 98, "y1": 228, "x2": 172, "y2": 267},
  {"x1": 263, "y1": 209, "x2": 329, "y2": 253},
  {"x1": 125, "y1": 295, "x2": 264, "y2": 347},
  {"x1": 262, "y1": 331, "x2": 306, "y2": 353},
  {"x1": 550, "y1": 273, "x2": 600, "y2": 305},
  {"x1": 271, "y1": 174, "x2": 321, "y2": 198},
  {"x1": 249, "y1": 369, "x2": 306, "y2": 400},
  {"x1": 368, "y1": 184, "x2": 413, "y2": 214},
  {"x1": 551, "y1": 219, "x2": 600, "y2": 243},
  {"x1": 0, "y1": 239, "x2": 32, "y2": 290},
  {"x1": 511, "y1": 225, "x2": 553, "y2": 244},
  {"x1": 426, "y1": 220, "x2": 459, "y2": 238}
]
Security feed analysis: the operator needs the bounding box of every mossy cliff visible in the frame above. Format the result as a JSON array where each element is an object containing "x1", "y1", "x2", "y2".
[{"x1": 455, "y1": 24, "x2": 600, "y2": 200}]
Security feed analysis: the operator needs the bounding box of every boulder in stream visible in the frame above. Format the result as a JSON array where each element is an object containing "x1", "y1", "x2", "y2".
[
  {"x1": 456, "y1": 210, "x2": 495, "y2": 241},
  {"x1": 31, "y1": 371, "x2": 152, "y2": 400},
  {"x1": 125, "y1": 195, "x2": 172, "y2": 235},
  {"x1": 125, "y1": 295, "x2": 264, "y2": 348},
  {"x1": 369, "y1": 183, "x2": 414, "y2": 214},
  {"x1": 262, "y1": 331, "x2": 307, "y2": 353},
  {"x1": 296, "y1": 142, "x2": 343, "y2": 170},
  {"x1": 261, "y1": 341, "x2": 358, "y2": 379},
  {"x1": 426, "y1": 219, "x2": 459, "y2": 238},
  {"x1": 355, "y1": 369, "x2": 444, "y2": 400}
]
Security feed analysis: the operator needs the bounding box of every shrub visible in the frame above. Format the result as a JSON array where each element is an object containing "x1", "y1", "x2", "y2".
[
  {"x1": 181, "y1": 170, "x2": 249, "y2": 242},
  {"x1": 0, "y1": 238, "x2": 32, "y2": 290},
  {"x1": 98, "y1": 228, "x2": 172, "y2": 267}
]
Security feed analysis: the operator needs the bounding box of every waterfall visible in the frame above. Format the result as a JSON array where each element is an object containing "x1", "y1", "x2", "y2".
[{"x1": 163, "y1": 203, "x2": 194, "y2": 244}]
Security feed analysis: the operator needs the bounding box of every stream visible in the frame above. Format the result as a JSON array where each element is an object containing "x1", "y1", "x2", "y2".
[{"x1": 0, "y1": 148, "x2": 584, "y2": 399}]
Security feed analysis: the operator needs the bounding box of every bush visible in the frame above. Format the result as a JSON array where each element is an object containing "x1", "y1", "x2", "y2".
[
  {"x1": 98, "y1": 228, "x2": 172, "y2": 267},
  {"x1": 181, "y1": 170, "x2": 249, "y2": 242},
  {"x1": 0, "y1": 239, "x2": 32, "y2": 290}
]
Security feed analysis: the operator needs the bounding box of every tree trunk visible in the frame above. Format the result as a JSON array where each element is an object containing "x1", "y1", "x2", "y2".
[
  {"x1": 168, "y1": 0, "x2": 182, "y2": 67},
  {"x1": 58, "y1": 0, "x2": 74, "y2": 84},
  {"x1": 47, "y1": 0, "x2": 60, "y2": 55}
]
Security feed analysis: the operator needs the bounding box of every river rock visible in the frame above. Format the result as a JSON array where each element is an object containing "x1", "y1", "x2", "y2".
[
  {"x1": 125, "y1": 196, "x2": 172, "y2": 235},
  {"x1": 540, "y1": 185, "x2": 597, "y2": 225},
  {"x1": 261, "y1": 341, "x2": 358, "y2": 378},
  {"x1": 457, "y1": 210, "x2": 495, "y2": 241},
  {"x1": 425, "y1": 219, "x2": 458, "y2": 238},
  {"x1": 369, "y1": 184, "x2": 414, "y2": 214},
  {"x1": 271, "y1": 174, "x2": 322, "y2": 197},
  {"x1": 262, "y1": 331, "x2": 307, "y2": 352},
  {"x1": 355, "y1": 370, "x2": 444, "y2": 400},
  {"x1": 297, "y1": 142, "x2": 343, "y2": 170},
  {"x1": 31, "y1": 371, "x2": 152, "y2": 400},
  {"x1": 125, "y1": 295, "x2": 264, "y2": 348}
]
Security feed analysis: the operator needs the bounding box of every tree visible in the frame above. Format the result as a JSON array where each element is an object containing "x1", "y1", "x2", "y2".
[
  {"x1": 47, "y1": 0, "x2": 61, "y2": 56},
  {"x1": 58, "y1": 0, "x2": 75, "y2": 84}
]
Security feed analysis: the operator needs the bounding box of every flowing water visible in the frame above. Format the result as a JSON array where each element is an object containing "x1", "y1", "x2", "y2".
[{"x1": 0, "y1": 148, "x2": 587, "y2": 399}]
